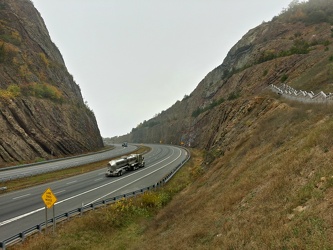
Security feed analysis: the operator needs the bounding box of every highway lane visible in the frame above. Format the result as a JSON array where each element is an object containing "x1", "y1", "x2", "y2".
[
  {"x1": 0, "y1": 144, "x2": 189, "y2": 241},
  {"x1": 0, "y1": 144, "x2": 138, "y2": 182}
]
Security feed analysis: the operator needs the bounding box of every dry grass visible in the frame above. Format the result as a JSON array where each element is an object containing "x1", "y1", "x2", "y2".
[
  {"x1": 133, "y1": 100, "x2": 333, "y2": 249},
  {"x1": 9, "y1": 149, "x2": 203, "y2": 250},
  {"x1": 8, "y1": 99, "x2": 333, "y2": 249}
]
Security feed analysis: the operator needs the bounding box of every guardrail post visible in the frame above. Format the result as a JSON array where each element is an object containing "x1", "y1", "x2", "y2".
[
  {"x1": 0, "y1": 241, "x2": 6, "y2": 250},
  {"x1": 80, "y1": 203, "x2": 83, "y2": 216},
  {"x1": 19, "y1": 232, "x2": 25, "y2": 242},
  {"x1": 37, "y1": 224, "x2": 42, "y2": 233}
]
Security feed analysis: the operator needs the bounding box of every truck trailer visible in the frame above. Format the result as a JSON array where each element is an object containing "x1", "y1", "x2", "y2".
[{"x1": 105, "y1": 154, "x2": 145, "y2": 177}]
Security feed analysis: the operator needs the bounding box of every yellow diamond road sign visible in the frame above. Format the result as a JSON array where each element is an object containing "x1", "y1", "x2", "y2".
[{"x1": 42, "y1": 188, "x2": 57, "y2": 208}]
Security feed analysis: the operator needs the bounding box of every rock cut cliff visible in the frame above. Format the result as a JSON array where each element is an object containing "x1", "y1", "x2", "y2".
[{"x1": 0, "y1": 0, "x2": 103, "y2": 165}]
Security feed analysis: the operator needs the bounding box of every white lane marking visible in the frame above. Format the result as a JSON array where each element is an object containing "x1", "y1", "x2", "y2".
[
  {"x1": 88, "y1": 148, "x2": 182, "y2": 204},
  {"x1": 0, "y1": 207, "x2": 45, "y2": 226},
  {"x1": 98, "y1": 172, "x2": 105, "y2": 176},
  {"x1": 66, "y1": 180, "x2": 77, "y2": 185},
  {"x1": 13, "y1": 194, "x2": 31, "y2": 200},
  {"x1": 54, "y1": 190, "x2": 66, "y2": 195},
  {"x1": 94, "y1": 178, "x2": 103, "y2": 182},
  {"x1": 0, "y1": 147, "x2": 183, "y2": 227}
]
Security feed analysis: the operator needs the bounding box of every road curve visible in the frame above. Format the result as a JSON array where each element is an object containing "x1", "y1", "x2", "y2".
[{"x1": 0, "y1": 144, "x2": 189, "y2": 242}]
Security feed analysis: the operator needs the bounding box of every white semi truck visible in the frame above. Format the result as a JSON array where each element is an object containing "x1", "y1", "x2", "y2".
[{"x1": 105, "y1": 154, "x2": 145, "y2": 177}]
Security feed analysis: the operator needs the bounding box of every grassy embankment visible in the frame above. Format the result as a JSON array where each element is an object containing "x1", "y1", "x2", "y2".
[
  {"x1": 124, "y1": 98, "x2": 333, "y2": 249},
  {"x1": 7, "y1": 98, "x2": 333, "y2": 249}
]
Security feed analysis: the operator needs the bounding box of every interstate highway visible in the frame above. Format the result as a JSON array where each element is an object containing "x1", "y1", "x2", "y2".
[
  {"x1": 0, "y1": 144, "x2": 189, "y2": 241},
  {"x1": 0, "y1": 144, "x2": 138, "y2": 182}
]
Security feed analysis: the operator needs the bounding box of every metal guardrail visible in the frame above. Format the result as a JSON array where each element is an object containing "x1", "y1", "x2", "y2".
[{"x1": 0, "y1": 147, "x2": 190, "y2": 250}]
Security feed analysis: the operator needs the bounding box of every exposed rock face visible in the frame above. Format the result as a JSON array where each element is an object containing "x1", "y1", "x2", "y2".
[
  {"x1": 0, "y1": 0, "x2": 103, "y2": 165},
  {"x1": 117, "y1": 2, "x2": 333, "y2": 154}
]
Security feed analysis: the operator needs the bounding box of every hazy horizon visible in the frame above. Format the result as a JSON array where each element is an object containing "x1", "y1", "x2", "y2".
[{"x1": 32, "y1": 0, "x2": 293, "y2": 137}]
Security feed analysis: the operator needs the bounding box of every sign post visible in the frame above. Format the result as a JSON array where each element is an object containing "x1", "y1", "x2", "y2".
[
  {"x1": 45, "y1": 204, "x2": 47, "y2": 234},
  {"x1": 41, "y1": 188, "x2": 57, "y2": 233}
]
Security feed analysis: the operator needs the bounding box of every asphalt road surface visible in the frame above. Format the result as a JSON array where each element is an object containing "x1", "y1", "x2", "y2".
[
  {"x1": 0, "y1": 144, "x2": 188, "y2": 242},
  {"x1": 0, "y1": 144, "x2": 138, "y2": 182}
]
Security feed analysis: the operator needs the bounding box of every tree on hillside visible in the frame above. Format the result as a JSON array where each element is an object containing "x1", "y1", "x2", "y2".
[
  {"x1": 280, "y1": 0, "x2": 333, "y2": 24},
  {"x1": 288, "y1": 0, "x2": 300, "y2": 11}
]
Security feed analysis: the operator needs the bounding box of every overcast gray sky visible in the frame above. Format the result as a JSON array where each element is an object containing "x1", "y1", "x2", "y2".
[{"x1": 32, "y1": 0, "x2": 293, "y2": 138}]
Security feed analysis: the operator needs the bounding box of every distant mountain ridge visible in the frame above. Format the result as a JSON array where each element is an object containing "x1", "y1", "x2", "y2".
[
  {"x1": 10, "y1": 1, "x2": 333, "y2": 248},
  {"x1": 108, "y1": 2, "x2": 333, "y2": 247},
  {"x1": 0, "y1": 0, "x2": 103, "y2": 166},
  {"x1": 114, "y1": 0, "x2": 333, "y2": 152}
]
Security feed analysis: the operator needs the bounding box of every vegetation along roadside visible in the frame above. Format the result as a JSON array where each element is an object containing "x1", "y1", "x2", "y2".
[{"x1": 9, "y1": 148, "x2": 203, "y2": 250}]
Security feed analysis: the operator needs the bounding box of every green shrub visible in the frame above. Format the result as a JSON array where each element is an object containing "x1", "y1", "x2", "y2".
[
  {"x1": 7, "y1": 84, "x2": 21, "y2": 97},
  {"x1": 263, "y1": 69, "x2": 269, "y2": 76},
  {"x1": 305, "y1": 10, "x2": 327, "y2": 24},
  {"x1": 290, "y1": 39, "x2": 310, "y2": 54},
  {"x1": 140, "y1": 191, "x2": 170, "y2": 209},
  {"x1": 192, "y1": 107, "x2": 202, "y2": 118},
  {"x1": 39, "y1": 53, "x2": 49, "y2": 67},
  {"x1": 191, "y1": 97, "x2": 225, "y2": 118},
  {"x1": 0, "y1": 31, "x2": 21, "y2": 46},
  {"x1": 280, "y1": 0, "x2": 333, "y2": 25},
  {"x1": 323, "y1": 40, "x2": 330, "y2": 46},
  {"x1": 0, "y1": 83, "x2": 63, "y2": 102},
  {"x1": 258, "y1": 50, "x2": 277, "y2": 63},
  {"x1": 21, "y1": 83, "x2": 63, "y2": 102},
  {"x1": 281, "y1": 74, "x2": 289, "y2": 83},
  {"x1": 0, "y1": 42, "x2": 17, "y2": 64},
  {"x1": 182, "y1": 94, "x2": 191, "y2": 101},
  {"x1": 142, "y1": 120, "x2": 160, "y2": 128},
  {"x1": 228, "y1": 91, "x2": 240, "y2": 101},
  {"x1": 0, "y1": 43, "x2": 4, "y2": 63},
  {"x1": 257, "y1": 39, "x2": 311, "y2": 65},
  {"x1": 0, "y1": 84, "x2": 21, "y2": 99}
]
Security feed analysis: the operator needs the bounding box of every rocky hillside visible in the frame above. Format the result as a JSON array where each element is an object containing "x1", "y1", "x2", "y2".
[
  {"x1": 109, "y1": 1, "x2": 333, "y2": 248},
  {"x1": 0, "y1": 0, "x2": 103, "y2": 166},
  {"x1": 116, "y1": 0, "x2": 333, "y2": 155},
  {"x1": 12, "y1": 1, "x2": 333, "y2": 249}
]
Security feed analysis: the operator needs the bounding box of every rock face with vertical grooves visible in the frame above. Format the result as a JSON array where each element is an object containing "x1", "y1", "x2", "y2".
[{"x1": 0, "y1": 0, "x2": 103, "y2": 165}]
